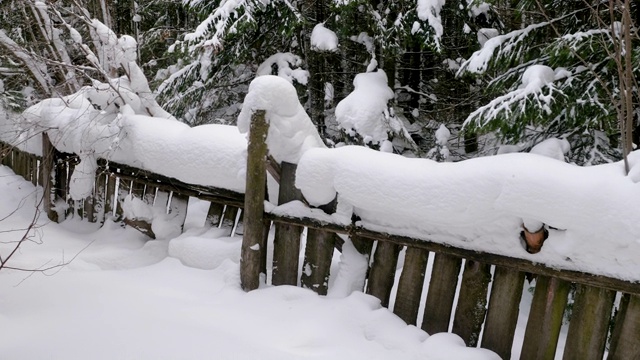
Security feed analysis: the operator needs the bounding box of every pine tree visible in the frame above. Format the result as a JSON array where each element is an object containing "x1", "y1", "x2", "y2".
[{"x1": 458, "y1": 0, "x2": 639, "y2": 165}]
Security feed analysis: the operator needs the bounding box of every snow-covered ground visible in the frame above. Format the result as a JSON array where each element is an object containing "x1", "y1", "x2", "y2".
[{"x1": 0, "y1": 165, "x2": 501, "y2": 360}]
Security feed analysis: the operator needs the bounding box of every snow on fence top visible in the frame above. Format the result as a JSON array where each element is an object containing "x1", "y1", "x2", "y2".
[
  {"x1": 4, "y1": 72, "x2": 640, "y2": 282},
  {"x1": 3, "y1": 89, "x2": 247, "y2": 196},
  {"x1": 295, "y1": 145, "x2": 640, "y2": 282},
  {"x1": 238, "y1": 75, "x2": 326, "y2": 164}
]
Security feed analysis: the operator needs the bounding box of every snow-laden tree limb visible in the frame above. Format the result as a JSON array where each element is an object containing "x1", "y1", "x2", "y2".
[{"x1": 0, "y1": 30, "x2": 50, "y2": 94}]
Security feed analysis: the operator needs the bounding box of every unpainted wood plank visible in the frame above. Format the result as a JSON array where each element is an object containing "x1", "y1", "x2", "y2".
[
  {"x1": 222, "y1": 206, "x2": 239, "y2": 230},
  {"x1": 365, "y1": 241, "x2": 402, "y2": 308},
  {"x1": 169, "y1": 193, "x2": 189, "y2": 232},
  {"x1": 520, "y1": 276, "x2": 571, "y2": 360},
  {"x1": 131, "y1": 180, "x2": 145, "y2": 198},
  {"x1": 608, "y1": 294, "x2": 640, "y2": 360},
  {"x1": 84, "y1": 196, "x2": 95, "y2": 222},
  {"x1": 104, "y1": 173, "x2": 117, "y2": 218},
  {"x1": 0, "y1": 143, "x2": 10, "y2": 166},
  {"x1": 37, "y1": 157, "x2": 44, "y2": 186},
  {"x1": 300, "y1": 228, "x2": 336, "y2": 295},
  {"x1": 116, "y1": 177, "x2": 131, "y2": 220},
  {"x1": 240, "y1": 109, "x2": 268, "y2": 291},
  {"x1": 452, "y1": 260, "x2": 491, "y2": 347},
  {"x1": 65, "y1": 160, "x2": 75, "y2": 218},
  {"x1": 206, "y1": 202, "x2": 224, "y2": 227},
  {"x1": 11, "y1": 148, "x2": 19, "y2": 170},
  {"x1": 41, "y1": 134, "x2": 58, "y2": 222},
  {"x1": 144, "y1": 185, "x2": 157, "y2": 205},
  {"x1": 94, "y1": 172, "x2": 107, "y2": 224},
  {"x1": 422, "y1": 253, "x2": 462, "y2": 334},
  {"x1": 563, "y1": 284, "x2": 615, "y2": 360},
  {"x1": 481, "y1": 267, "x2": 525, "y2": 359},
  {"x1": 393, "y1": 246, "x2": 429, "y2": 325},
  {"x1": 30, "y1": 155, "x2": 37, "y2": 184},
  {"x1": 27, "y1": 154, "x2": 34, "y2": 184},
  {"x1": 272, "y1": 161, "x2": 304, "y2": 286},
  {"x1": 13, "y1": 149, "x2": 23, "y2": 178}
]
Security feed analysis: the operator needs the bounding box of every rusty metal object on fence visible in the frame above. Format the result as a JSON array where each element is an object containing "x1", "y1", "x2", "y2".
[{"x1": 521, "y1": 226, "x2": 549, "y2": 254}]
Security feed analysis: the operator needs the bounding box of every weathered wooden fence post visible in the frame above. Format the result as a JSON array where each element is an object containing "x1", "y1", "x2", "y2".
[
  {"x1": 272, "y1": 161, "x2": 304, "y2": 286},
  {"x1": 41, "y1": 133, "x2": 58, "y2": 222},
  {"x1": 240, "y1": 109, "x2": 268, "y2": 291}
]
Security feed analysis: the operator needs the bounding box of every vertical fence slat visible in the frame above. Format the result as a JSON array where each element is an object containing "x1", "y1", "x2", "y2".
[
  {"x1": 422, "y1": 253, "x2": 462, "y2": 334},
  {"x1": 206, "y1": 202, "x2": 224, "y2": 227},
  {"x1": 519, "y1": 276, "x2": 570, "y2": 360},
  {"x1": 0, "y1": 143, "x2": 10, "y2": 166},
  {"x1": 84, "y1": 196, "x2": 95, "y2": 222},
  {"x1": 15, "y1": 149, "x2": 24, "y2": 178},
  {"x1": 349, "y1": 235, "x2": 374, "y2": 292},
  {"x1": 223, "y1": 206, "x2": 239, "y2": 232},
  {"x1": 37, "y1": 157, "x2": 44, "y2": 186},
  {"x1": 272, "y1": 161, "x2": 304, "y2": 286},
  {"x1": 300, "y1": 228, "x2": 336, "y2": 295},
  {"x1": 144, "y1": 184, "x2": 157, "y2": 205},
  {"x1": 240, "y1": 109, "x2": 268, "y2": 291},
  {"x1": 169, "y1": 192, "x2": 189, "y2": 232},
  {"x1": 563, "y1": 284, "x2": 615, "y2": 360},
  {"x1": 131, "y1": 180, "x2": 145, "y2": 199},
  {"x1": 452, "y1": 260, "x2": 491, "y2": 347},
  {"x1": 25, "y1": 153, "x2": 30, "y2": 183},
  {"x1": 105, "y1": 173, "x2": 117, "y2": 218},
  {"x1": 41, "y1": 134, "x2": 58, "y2": 222},
  {"x1": 116, "y1": 177, "x2": 130, "y2": 220},
  {"x1": 365, "y1": 241, "x2": 401, "y2": 307},
  {"x1": 393, "y1": 247, "x2": 429, "y2": 325},
  {"x1": 65, "y1": 159, "x2": 74, "y2": 218},
  {"x1": 608, "y1": 294, "x2": 640, "y2": 360},
  {"x1": 31, "y1": 155, "x2": 38, "y2": 186},
  {"x1": 481, "y1": 267, "x2": 525, "y2": 359},
  {"x1": 94, "y1": 171, "x2": 107, "y2": 224}
]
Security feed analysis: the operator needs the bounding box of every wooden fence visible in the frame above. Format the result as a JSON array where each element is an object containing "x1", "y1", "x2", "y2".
[{"x1": 1, "y1": 120, "x2": 639, "y2": 359}]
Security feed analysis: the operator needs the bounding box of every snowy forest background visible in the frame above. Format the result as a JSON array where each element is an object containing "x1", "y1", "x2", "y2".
[{"x1": 0, "y1": 0, "x2": 638, "y2": 166}]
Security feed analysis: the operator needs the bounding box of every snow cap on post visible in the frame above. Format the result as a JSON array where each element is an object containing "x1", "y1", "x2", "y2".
[{"x1": 238, "y1": 75, "x2": 326, "y2": 164}]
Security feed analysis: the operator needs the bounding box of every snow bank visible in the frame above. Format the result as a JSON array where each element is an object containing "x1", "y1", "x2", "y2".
[
  {"x1": 296, "y1": 145, "x2": 640, "y2": 281},
  {"x1": 0, "y1": 172, "x2": 500, "y2": 360},
  {"x1": 238, "y1": 75, "x2": 326, "y2": 164}
]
